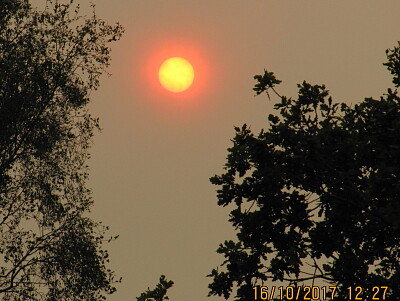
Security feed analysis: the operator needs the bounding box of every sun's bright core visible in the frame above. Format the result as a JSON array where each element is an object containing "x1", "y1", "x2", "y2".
[{"x1": 158, "y1": 57, "x2": 194, "y2": 93}]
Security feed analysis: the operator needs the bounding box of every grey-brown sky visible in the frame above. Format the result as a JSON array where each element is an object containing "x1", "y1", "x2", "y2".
[{"x1": 42, "y1": 1, "x2": 400, "y2": 300}]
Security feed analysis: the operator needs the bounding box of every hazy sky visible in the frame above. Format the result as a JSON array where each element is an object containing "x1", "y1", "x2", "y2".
[{"x1": 50, "y1": 1, "x2": 400, "y2": 300}]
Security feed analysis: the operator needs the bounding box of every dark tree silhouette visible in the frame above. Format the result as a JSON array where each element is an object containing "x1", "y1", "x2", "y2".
[
  {"x1": 0, "y1": 0, "x2": 123, "y2": 300},
  {"x1": 136, "y1": 275, "x2": 174, "y2": 301},
  {"x1": 208, "y1": 42, "x2": 400, "y2": 301}
]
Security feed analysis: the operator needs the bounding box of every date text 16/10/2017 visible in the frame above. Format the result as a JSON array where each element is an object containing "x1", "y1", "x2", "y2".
[{"x1": 253, "y1": 285, "x2": 389, "y2": 300}]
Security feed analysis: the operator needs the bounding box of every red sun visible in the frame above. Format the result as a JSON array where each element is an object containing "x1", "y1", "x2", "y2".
[{"x1": 139, "y1": 38, "x2": 212, "y2": 101}]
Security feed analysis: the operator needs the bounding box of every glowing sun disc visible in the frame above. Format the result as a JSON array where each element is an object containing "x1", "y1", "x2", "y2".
[{"x1": 158, "y1": 57, "x2": 194, "y2": 93}]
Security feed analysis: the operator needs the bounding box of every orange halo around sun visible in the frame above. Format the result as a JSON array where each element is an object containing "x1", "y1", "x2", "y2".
[
  {"x1": 158, "y1": 57, "x2": 194, "y2": 93},
  {"x1": 139, "y1": 38, "x2": 215, "y2": 104}
]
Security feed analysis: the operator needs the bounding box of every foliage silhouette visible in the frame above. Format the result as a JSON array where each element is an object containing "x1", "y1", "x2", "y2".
[
  {"x1": 136, "y1": 275, "x2": 174, "y2": 301},
  {"x1": 208, "y1": 42, "x2": 400, "y2": 301},
  {"x1": 0, "y1": 0, "x2": 123, "y2": 300}
]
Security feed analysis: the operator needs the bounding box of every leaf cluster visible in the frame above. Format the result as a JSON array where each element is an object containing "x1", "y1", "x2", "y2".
[
  {"x1": 208, "y1": 44, "x2": 400, "y2": 301},
  {"x1": 136, "y1": 275, "x2": 174, "y2": 301}
]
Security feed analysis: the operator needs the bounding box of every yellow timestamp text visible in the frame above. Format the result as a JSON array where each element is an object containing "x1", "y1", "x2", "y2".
[{"x1": 253, "y1": 285, "x2": 389, "y2": 300}]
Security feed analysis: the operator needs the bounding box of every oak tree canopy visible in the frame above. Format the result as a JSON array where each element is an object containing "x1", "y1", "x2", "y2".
[{"x1": 208, "y1": 42, "x2": 400, "y2": 301}]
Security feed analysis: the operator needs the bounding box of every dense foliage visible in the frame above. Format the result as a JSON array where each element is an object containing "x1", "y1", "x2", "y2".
[
  {"x1": 0, "y1": 0, "x2": 123, "y2": 300},
  {"x1": 208, "y1": 42, "x2": 400, "y2": 301}
]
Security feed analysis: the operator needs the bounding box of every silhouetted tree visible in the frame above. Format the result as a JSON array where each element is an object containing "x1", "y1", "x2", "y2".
[
  {"x1": 136, "y1": 275, "x2": 174, "y2": 301},
  {"x1": 208, "y1": 42, "x2": 400, "y2": 301},
  {"x1": 0, "y1": 0, "x2": 123, "y2": 300}
]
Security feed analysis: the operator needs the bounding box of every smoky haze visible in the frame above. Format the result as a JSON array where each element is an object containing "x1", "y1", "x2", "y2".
[{"x1": 69, "y1": 1, "x2": 400, "y2": 300}]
